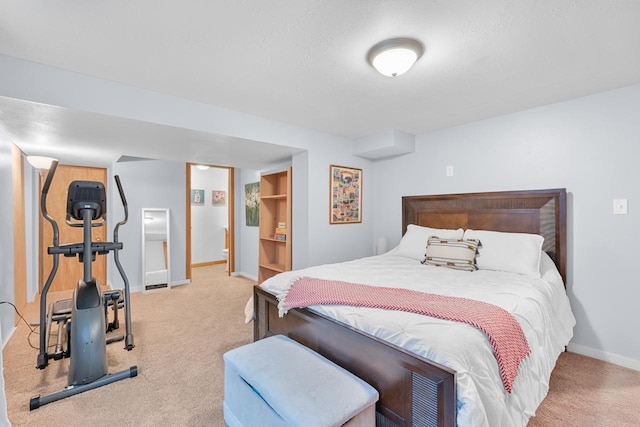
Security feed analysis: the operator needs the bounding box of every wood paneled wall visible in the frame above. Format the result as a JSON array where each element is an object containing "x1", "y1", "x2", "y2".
[{"x1": 12, "y1": 145, "x2": 26, "y2": 324}]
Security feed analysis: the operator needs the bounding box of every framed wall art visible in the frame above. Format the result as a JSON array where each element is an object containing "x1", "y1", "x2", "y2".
[
  {"x1": 191, "y1": 189, "x2": 204, "y2": 205},
  {"x1": 245, "y1": 182, "x2": 260, "y2": 226},
  {"x1": 212, "y1": 190, "x2": 226, "y2": 205},
  {"x1": 330, "y1": 165, "x2": 362, "y2": 224}
]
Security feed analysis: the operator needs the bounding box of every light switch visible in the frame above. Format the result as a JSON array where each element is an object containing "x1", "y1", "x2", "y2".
[
  {"x1": 446, "y1": 166, "x2": 454, "y2": 177},
  {"x1": 613, "y1": 199, "x2": 628, "y2": 215}
]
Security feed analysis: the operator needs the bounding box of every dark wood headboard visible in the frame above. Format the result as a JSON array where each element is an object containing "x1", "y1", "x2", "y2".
[{"x1": 402, "y1": 188, "x2": 567, "y2": 283}]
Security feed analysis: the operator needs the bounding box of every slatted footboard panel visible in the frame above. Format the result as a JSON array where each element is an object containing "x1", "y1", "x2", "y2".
[{"x1": 253, "y1": 286, "x2": 456, "y2": 427}]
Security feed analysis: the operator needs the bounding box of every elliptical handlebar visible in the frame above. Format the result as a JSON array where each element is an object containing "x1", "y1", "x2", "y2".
[
  {"x1": 40, "y1": 160, "x2": 60, "y2": 245},
  {"x1": 114, "y1": 175, "x2": 128, "y2": 210},
  {"x1": 112, "y1": 175, "x2": 134, "y2": 350},
  {"x1": 41, "y1": 160, "x2": 58, "y2": 198},
  {"x1": 37, "y1": 160, "x2": 61, "y2": 369},
  {"x1": 113, "y1": 175, "x2": 128, "y2": 243}
]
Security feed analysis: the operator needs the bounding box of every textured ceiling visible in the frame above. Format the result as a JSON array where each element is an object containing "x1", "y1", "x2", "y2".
[{"x1": 1, "y1": 1, "x2": 640, "y2": 166}]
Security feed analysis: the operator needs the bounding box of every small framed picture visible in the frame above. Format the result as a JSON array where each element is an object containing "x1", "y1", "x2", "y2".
[
  {"x1": 330, "y1": 165, "x2": 362, "y2": 224},
  {"x1": 212, "y1": 190, "x2": 226, "y2": 205},
  {"x1": 191, "y1": 189, "x2": 204, "y2": 205}
]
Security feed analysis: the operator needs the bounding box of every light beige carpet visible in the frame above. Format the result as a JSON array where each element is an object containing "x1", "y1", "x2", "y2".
[
  {"x1": 4, "y1": 265, "x2": 254, "y2": 427},
  {"x1": 528, "y1": 351, "x2": 640, "y2": 426},
  {"x1": 3, "y1": 264, "x2": 640, "y2": 426}
]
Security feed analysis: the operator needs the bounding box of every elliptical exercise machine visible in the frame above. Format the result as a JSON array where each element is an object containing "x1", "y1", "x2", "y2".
[{"x1": 30, "y1": 160, "x2": 137, "y2": 410}]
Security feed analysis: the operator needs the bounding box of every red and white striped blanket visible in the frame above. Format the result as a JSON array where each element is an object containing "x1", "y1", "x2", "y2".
[{"x1": 280, "y1": 276, "x2": 531, "y2": 393}]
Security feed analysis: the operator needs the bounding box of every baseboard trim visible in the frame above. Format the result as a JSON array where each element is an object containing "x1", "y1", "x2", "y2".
[
  {"x1": 568, "y1": 342, "x2": 640, "y2": 371},
  {"x1": 170, "y1": 279, "x2": 190, "y2": 288},
  {"x1": 191, "y1": 260, "x2": 225, "y2": 268},
  {"x1": 234, "y1": 272, "x2": 257, "y2": 282}
]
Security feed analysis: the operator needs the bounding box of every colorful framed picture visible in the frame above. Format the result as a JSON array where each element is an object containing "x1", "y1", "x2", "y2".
[
  {"x1": 245, "y1": 182, "x2": 260, "y2": 226},
  {"x1": 191, "y1": 189, "x2": 204, "y2": 205},
  {"x1": 330, "y1": 165, "x2": 362, "y2": 224},
  {"x1": 212, "y1": 190, "x2": 226, "y2": 205}
]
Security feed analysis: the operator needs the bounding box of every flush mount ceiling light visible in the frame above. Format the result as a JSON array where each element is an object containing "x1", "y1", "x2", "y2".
[{"x1": 367, "y1": 38, "x2": 424, "y2": 77}]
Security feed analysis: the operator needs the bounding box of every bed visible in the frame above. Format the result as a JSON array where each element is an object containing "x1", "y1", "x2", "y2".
[{"x1": 253, "y1": 188, "x2": 575, "y2": 427}]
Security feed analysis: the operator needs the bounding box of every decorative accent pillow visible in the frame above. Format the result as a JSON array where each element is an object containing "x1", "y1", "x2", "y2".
[
  {"x1": 395, "y1": 225, "x2": 464, "y2": 261},
  {"x1": 422, "y1": 237, "x2": 480, "y2": 271},
  {"x1": 463, "y1": 229, "x2": 544, "y2": 278}
]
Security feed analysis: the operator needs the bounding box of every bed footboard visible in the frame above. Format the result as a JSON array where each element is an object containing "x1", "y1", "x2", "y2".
[{"x1": 253, "y1": 286, "x2": 456, "y2": 427}]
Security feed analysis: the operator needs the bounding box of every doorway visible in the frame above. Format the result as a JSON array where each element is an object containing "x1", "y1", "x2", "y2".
[{"x1": 185, "y1": 164, "x2": 234, "y2": 280}]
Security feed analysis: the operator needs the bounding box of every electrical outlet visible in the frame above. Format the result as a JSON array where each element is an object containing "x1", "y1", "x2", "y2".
[{"x1": 613, "y1": 199, "x2": 628, "y2": 215}]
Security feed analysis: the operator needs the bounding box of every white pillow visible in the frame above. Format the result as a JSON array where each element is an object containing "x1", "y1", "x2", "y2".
[
  {"x1": 395, "y1": 224, "x2": 464, "y2": 261},
  {"x1": 463, "y1": 229, "x2": 544, "y2": 277}
]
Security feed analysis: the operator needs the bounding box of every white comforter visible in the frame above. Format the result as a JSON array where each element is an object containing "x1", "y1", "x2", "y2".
[{"x1": 259, "y1": 251, "x2": 575, "y2": 427}]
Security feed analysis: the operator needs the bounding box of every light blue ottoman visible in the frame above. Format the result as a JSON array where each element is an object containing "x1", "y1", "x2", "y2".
[{"x1": 223, "y1": 335, "x2": 379, "y2": 427}]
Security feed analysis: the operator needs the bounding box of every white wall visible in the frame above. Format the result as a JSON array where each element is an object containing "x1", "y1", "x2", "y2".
[
  {"x1": 291, "y1": 151, "x2": 309, "y2": 269},
  {"x1": 0, "y1": 55, "x2": 376, "y2": 272},
  {"x1": 0, "y1": 139, "x2": 16, "y2": 424},
  {"x1": 373, "y1": 83, "x2": 640, "y2": 369},
  {"x1": 24, "y1": 165, "x2": 38, "y2": 302},
  {"x1": 236, "y1": 169, "x2": 261, "y2": 280},
  {"x1": 110, "y1": 159, "x2": 187, "y2": 292},
  {"x1": 0, "y1": 137, "x2": 15, "y2": 346},
  {"x1": 190, "y1": 166, "x2": 229, "y2": 264}
]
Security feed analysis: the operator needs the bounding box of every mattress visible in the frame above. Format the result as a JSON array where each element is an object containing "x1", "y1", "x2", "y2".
[{"x1": 260, "y1": 250, "x2": 575, "y2": 427}]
